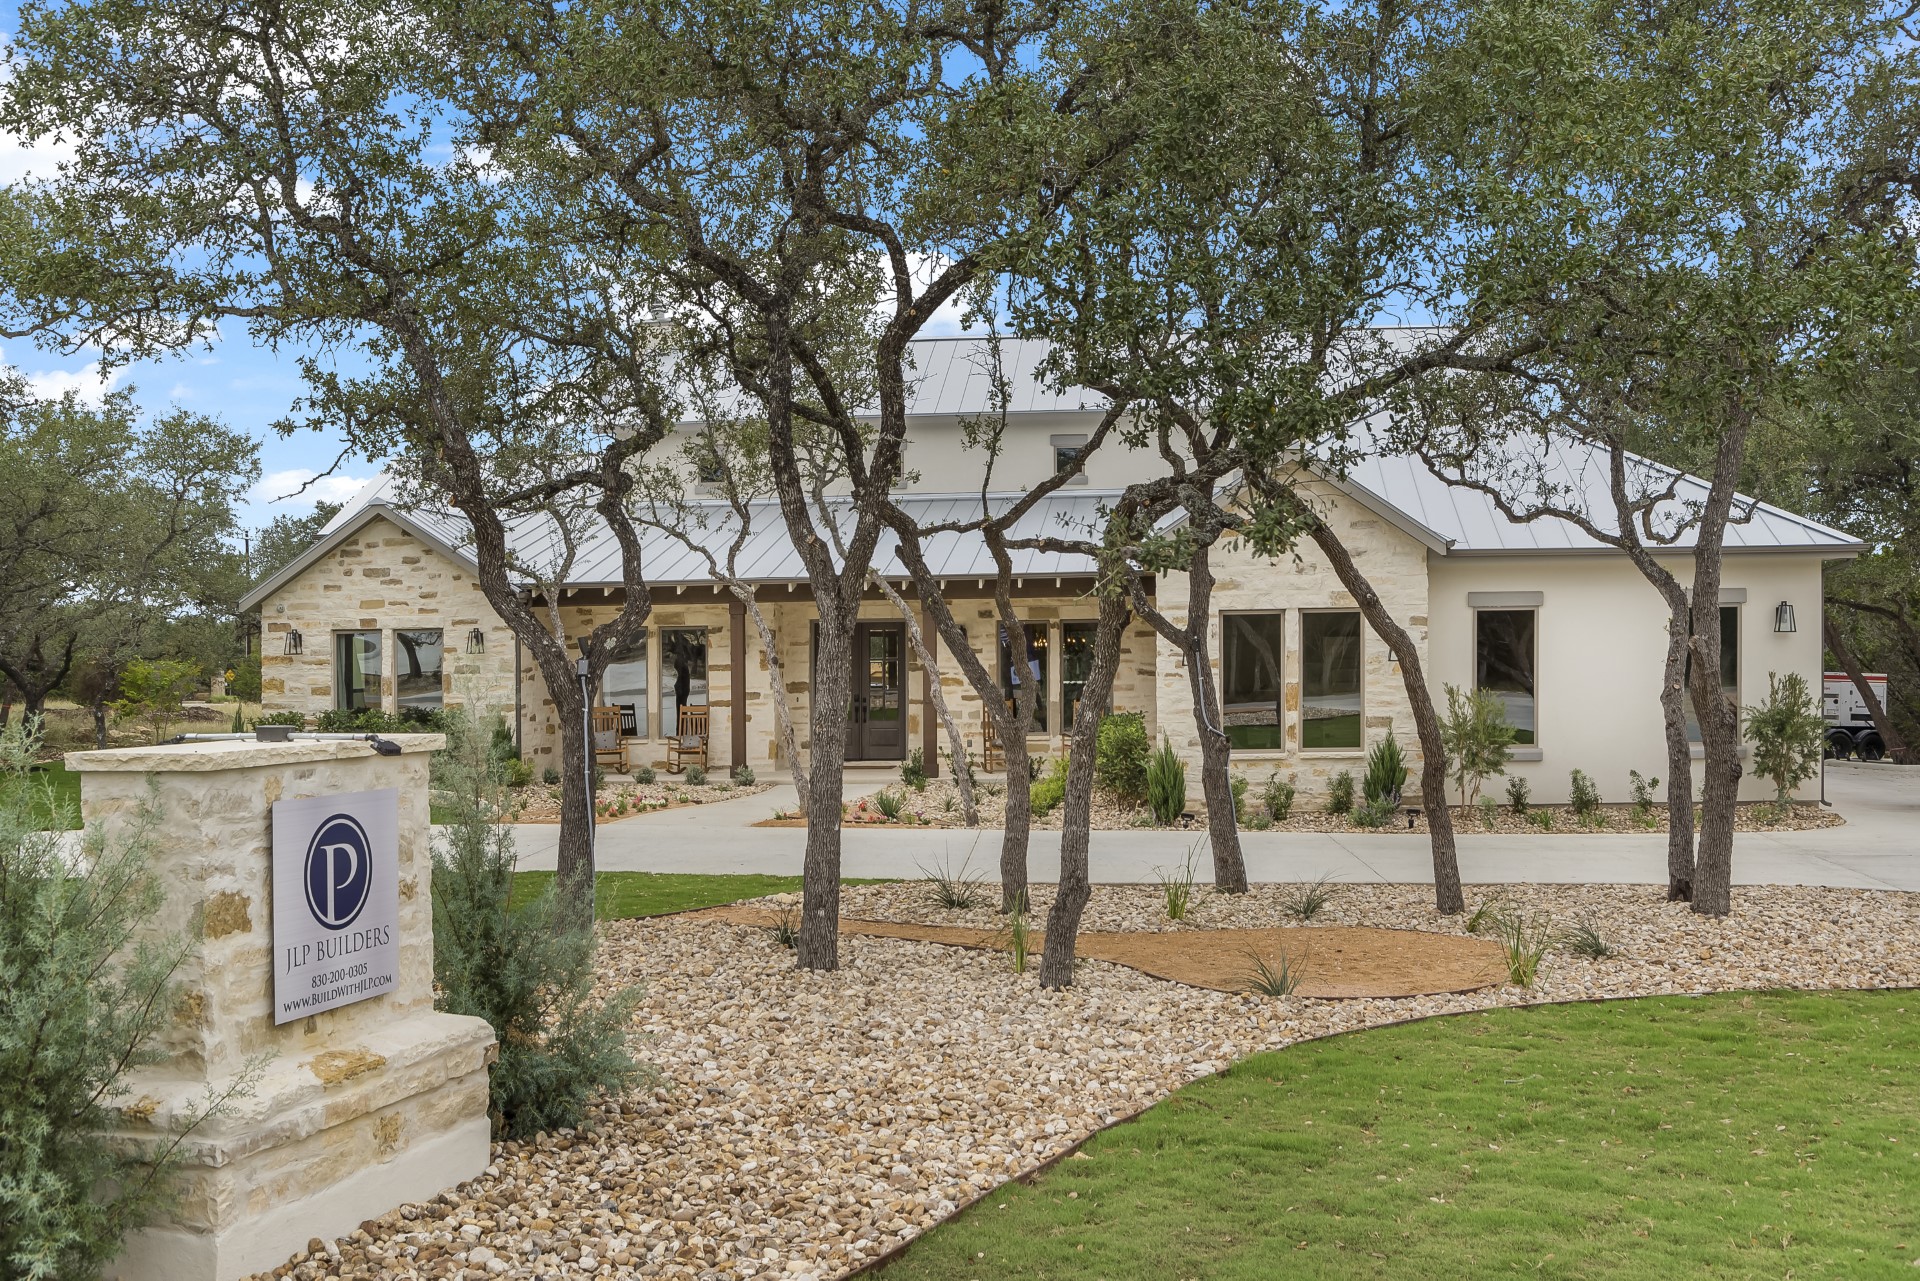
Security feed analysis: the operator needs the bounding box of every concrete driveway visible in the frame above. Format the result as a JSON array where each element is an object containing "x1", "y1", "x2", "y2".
[{"x1": 507, "y1": 760, "x2": 1919, "y2": 890}]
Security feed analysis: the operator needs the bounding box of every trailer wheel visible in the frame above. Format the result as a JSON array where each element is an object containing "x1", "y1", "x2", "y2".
[
  {"x1": 1857, "y1": 733, "x2": 1886, "y2": 763},
  {"x1": 1824, "y1": 729, "x2": 1854, "y2": 760}
]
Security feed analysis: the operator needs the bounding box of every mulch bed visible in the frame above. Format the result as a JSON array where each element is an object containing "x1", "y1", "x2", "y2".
[{"x1": 689, "y1": 906, "x2": 1508, "y2": 998}]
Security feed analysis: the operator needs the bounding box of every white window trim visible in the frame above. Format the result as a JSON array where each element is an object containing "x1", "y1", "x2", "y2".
[{"x1": 1297, "y1": 607, "x2": 1365, "y2": 756}]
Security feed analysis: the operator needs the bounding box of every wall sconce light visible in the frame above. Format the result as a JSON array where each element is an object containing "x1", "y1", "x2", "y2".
[
  {"x1": 283, "y1": 628, "x2": 304, "y2": 656},
  {"x1": 466, "y1": 626, "x2": 486, "y2": 654},
  {"x1": 1773, "y1": 601, "x2": 1797, "y2": 633}
]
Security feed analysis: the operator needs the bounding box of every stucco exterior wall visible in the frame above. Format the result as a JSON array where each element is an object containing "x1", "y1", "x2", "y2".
[
  {"x1": 1426, "y1": 552, "x2": 1829, "y2": 803},
  {"x1": 258, "y1": 515, "x2": 517, "y2": 722},
  {"x1": 1156, "y1": 483, "x2": 1433, "y2": 799}
]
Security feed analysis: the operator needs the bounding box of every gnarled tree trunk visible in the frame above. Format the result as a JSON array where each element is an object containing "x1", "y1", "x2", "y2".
[
  {"x1": 1040, "y1": 588, "x2": 1129, "y2": 989},
  {"x1": 798, "y1": 602, "x2": 854, "y2": 970},
  {"x1": 1305, "y1": 519, "x2": 1464, "y2": 915},
  {"x1": 1660, "y1": 600, "x2": 1697, "y2": 900}
]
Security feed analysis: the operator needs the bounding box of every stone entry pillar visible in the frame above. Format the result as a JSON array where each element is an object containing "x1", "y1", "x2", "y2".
[{"x1": 66, "y1": 736, "x2": 496, "y2": 1281}]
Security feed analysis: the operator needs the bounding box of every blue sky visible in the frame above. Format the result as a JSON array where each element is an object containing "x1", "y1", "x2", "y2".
[{"x1": 2, "y1": 13, "x2": 381, "y2": 530}]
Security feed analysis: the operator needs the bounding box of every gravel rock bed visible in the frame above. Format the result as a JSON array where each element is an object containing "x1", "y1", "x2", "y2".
[
  {"x1": 260, "y1": 881, "x2": 1919, "y2": 1281},
  {"x1": 853, "y1": 777, "x2": 1842, "y2": 834},
  {"x1": 510, "y1": 779, "x2": 772, "y2": 824}
]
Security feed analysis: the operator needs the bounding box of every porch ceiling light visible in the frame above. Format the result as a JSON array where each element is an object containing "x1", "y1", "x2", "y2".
[
  {"x1": 283, "y1": 627, "x2": 304, "y2": 656},
  {"x1": 1773, "y1": 601, "x2": 1796, "y2": 633},
  {"x1": 466, "y1": 626, "x2": 486, "y2": 654}
]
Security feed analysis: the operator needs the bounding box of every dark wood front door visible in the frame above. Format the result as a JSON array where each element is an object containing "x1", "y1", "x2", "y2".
[{"x1": 849, "y1": 622, "x2": 906, "y2": 761}]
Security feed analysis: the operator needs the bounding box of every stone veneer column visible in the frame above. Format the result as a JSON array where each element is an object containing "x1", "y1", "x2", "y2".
[{"x1": 67, "y1": 735, "x2": 497, "y2": 1281}]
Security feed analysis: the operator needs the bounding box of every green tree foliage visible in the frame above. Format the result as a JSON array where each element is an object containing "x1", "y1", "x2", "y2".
[
  {"x1": 1744, "y1": 672, "x2": 1827, "y2": 807},
  {"x1": 429, "y1": 706, "x2": 649, "y2": 1138},
  {"x1": 0, "y1": 392, "x2": 255, "y2": 722},
  {"x1": 0, "y1": 719, "x2": 230, "y2": 1280},
  {"x1": 1439, "y1": 684, "x2": 1516, "y2": 808},
  {"x1": 250, "y1": 501, "x2": 342, "y2": 585},
  {"x1": 112, "y1": 657, "x2": 201, "y2": 745}
]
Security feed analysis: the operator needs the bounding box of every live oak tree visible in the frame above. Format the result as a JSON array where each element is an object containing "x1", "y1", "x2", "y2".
[
  {"x1": 0, "y1": 391, "x2": 256, "y2": 728},
  {"x1": 1, "y1": 0, "x2": 675, "y2": 922},
  {"x1": 1408, "y1": 0, "x2": 1920, "y2": 913},
  {"x1": 436, "y1": 0, "x2": 1189, "y2": 967}
]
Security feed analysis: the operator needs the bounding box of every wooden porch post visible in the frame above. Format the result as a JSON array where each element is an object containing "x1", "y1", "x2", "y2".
[
  {"x1": 729, "y1": 598, "x2": 748, "y2": 770},
  {"x1": 922, "y1": 600, "x2": 940, "y2": 778}
]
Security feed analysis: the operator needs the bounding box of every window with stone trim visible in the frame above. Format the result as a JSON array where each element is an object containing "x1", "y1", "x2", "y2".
[
  {"x1": 1000, "y1": 623, "x2": 1048, "y2": 733},
  {"x1": 1221, "y1": 611, "x2": 1286, "y2": 750},
  {"x1": 602, "y1": 636, "x2": 649, "y2": 737},
  {"x1": 1061, "y1": 620, "x2": 1100, "y2": 730},
  {"x1": 1300, "y1": 611, "x2": 1362, "y2": 749},
  {"x1": 394, "y1": 629, "x2": 444, "y2": 710},
  {"x1": 333, "y1": 630, "x2": 381, "y2": 711},
  {"x1": 660, "y1": 628, "x2": 709, "y2": 736}
]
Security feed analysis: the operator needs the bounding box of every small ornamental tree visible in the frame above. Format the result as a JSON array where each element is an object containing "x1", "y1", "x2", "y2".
[
  {"x1": 1439, "y1": 684, "x2": 1516, "y2": 809},
  {"x1": 1744, "y1": 672, "x2": 1826, "y2": 809},
  {"x1": 430, "y1": 705, "x2": 649, "y2": 1138},
  {"x1": 111, "y1": 658, "x2": 201, "y2": 745}
]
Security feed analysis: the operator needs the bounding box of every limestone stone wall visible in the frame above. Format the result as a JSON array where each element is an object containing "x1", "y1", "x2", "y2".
[
  {"x1": 259, "y1": 515, "x2": 517, "y2": 723},
  {"x1": 1156, "y1": 482, "x2": 1433, "y2": 800},
  {"x1": 69, "y1": 738, "x2": 494, "y2": 1281}
]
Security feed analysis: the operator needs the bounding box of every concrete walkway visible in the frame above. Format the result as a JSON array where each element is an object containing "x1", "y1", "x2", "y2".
[{"x1": 508, "y1": 761, "x2": 1920, "y2": 891}]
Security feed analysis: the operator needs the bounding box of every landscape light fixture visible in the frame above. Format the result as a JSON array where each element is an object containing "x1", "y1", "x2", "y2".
[
  {"x1": 466, "y1": 626, "x2": 486, "y2": 654},
  {"x1": 1774, "y1": 601, "x2": 1797, "y2": 633},
  {"x1": 283, "y1": 628, "x2": 304, "y2": 656}
]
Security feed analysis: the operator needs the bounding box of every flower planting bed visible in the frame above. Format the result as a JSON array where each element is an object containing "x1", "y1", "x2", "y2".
[{"x1": 252, "y1": 881, "x2": 1920, "y2": 1281}]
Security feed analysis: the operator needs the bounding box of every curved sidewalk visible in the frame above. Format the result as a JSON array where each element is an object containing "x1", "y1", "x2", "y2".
[{"x1": 507, "y1": 761, "x2": 1920, "y2": 891}]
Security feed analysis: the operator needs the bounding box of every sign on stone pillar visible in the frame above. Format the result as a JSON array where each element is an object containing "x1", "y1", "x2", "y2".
[{"x1": 65, "y1": 736, "x2": 497, "y2": 1281}]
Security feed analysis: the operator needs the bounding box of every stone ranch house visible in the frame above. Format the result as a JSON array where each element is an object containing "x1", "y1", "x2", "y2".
[{"x1": 242, "y1": 339, "x2": 1861, "y2": 805}]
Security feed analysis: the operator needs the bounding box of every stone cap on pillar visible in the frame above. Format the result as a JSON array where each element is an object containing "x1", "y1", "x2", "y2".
[{"x1": 65, "y1": 733, "x2": 445, "y2": 772}]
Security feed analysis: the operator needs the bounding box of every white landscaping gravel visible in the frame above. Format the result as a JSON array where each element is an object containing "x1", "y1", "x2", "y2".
[{"x1": 255, "y1": 881, "x2": 1920, "y2": 1281}]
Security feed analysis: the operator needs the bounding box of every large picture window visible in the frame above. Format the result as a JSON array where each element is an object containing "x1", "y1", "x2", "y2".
[
  {"x1": 660, "y1": 628, "x2": 708, "y2": 737},
  {"x1": 1221, "y1": 612, "x2": 1285, "y2": 750},
  {"x1": 1684, "y1": 606, "x2": 1740, "y2": 743},
  {"x1": 1000, "y1": 623, "x2": 1048, "y2": 732},
  {"x1": 1061, "y1": 620, "x2": 1099, "y2": 730},
  {"x1": 602, "y1": 636, "x2": 649, "y2": 737},
  {"x1": 393, "y1": 629, "x2": 444, "y2": 711},
  {"x1": 333, "y1": 630, "x2": 381, "y2": 711},
  {"x1": 1301, "y1": 612, "x2": 1362, "y2": 749},
  {"x1": 1475, "y1": 609, "x2": 1537, "y2": 745}
]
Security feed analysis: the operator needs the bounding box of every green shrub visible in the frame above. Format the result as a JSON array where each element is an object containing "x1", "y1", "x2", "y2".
[
  {"x1": 253, "y1": 710, "x2": 306, "y2": 728},
  {"x1": 1569, "y1": 770, "x2": 1602, "y2": 823},
  {"x1": 1477, "y1": 795, "x2": 1499, "y2": 829},
  {"x1": 1745, "y1": 671, "x2": 1826, "y2": 806},
  {"x1": 1628, "y1": 769, "x2": 1661, "y2": 820},
  {"x1": 112, "y1": 657, "x2": 201, "y2": 744},
  {"x1": 900, "y1": 748, "x2": 927, "y2": 791},
  {"x1": 1362, "y1": 734, "x2": 1408, "y2": 805},
  {"x1": 1326, "y1": 770, "x2": 1355, "y2": 815},
  {"x1": 733, "y1": 763, "x2": 757, "y2": 787},
  {"x1": 1, "y1": 719, "x2": 250, "y2": 1280},
  {"x1": 226, "y1": 653, "x2": 263, "y2": 703},
  {"x1": 315, "y1": 706, "x2": 448, "y2": 734},
  {"x1": 1505, "y1": 775, "x2": 1531, "y2": 815},
  {"x1": 1527, "y1": 807, "x2": 1555, "y2": 831},
  {"x1": 1239, "y1": 948, "x2": 1306, "y2": 997},
  {"x1": 943, "y1": 745, "x2": 978, "y2": 796},
  {"x1": 1029, "y1": 755, "x2": 1069, "y2": 816},
  {"x1": 1229, "y1": 773, "x2": 1250, "y2": 823},
  {"x1": 430, "y1": 707, "x2": 649, "y2": 1139},
  {"x1": 542, "y1": 766, "x2": 561, "y2": 786},
  {"x1": 1350, "y1": 794, "x2": 1397, "y2": 829},
  {"x1": 634, "y1": 764, "x2": 656, "y2": 785},
  {"x1": 685, "y1": 763, "x2": 707, "y2": 786},
  {"x1": 1095, "y1": 712, "x2": 1151, "y2": 804},
  {"x1": 1146, "y1": 738, "x2": 1187, "y2": 826},
  {"x1": 874, "y1": 789, "x2": 905, "y2": 820},
  {"x1": 1439, "y1": 683, "x2": 1515, "y2": 808},
  {"x1": 1261, "y1": 773, "x2": 1295, "y2": 822},
  {"x1": 917, "y1": 847, "x2": 987, "y2": 910},
  {"x1": 229, "y1": 702, "x2": 245, "y2": 733},
  {"x1": 1280, "y1": 874, "x2": 1339, "y2": 921}
]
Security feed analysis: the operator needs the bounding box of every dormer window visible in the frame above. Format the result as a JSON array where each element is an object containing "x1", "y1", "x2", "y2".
[{"x1": 1051, "y1": 434, "x2": 1089, "y2": 485}]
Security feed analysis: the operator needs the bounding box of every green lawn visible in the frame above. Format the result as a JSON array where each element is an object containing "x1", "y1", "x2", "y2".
[
  {"x1": 881, "y1": 991, "x2": 1920, "y2": 1279},
  {"x1": 19, "y1": 762, "x2": 83, "y2": 831},
  {"x1": 509, "y1": 870, "x2": 894, "y2": 920}
]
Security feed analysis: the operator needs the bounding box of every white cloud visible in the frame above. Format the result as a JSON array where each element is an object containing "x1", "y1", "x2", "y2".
[
  {"x1": 252, "y1": 468, "x2": 376, "y2": 510},
  {"x1": 876, "y1": 252, "x2": 989, "y2": 338},
  {"x1": 17, "y1": 359, "x2": 129, "y2": 406}
]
